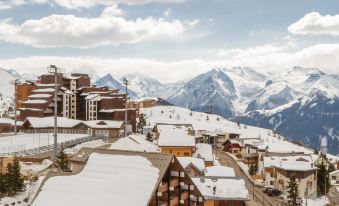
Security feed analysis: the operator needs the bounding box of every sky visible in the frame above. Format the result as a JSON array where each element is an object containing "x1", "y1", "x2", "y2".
[{"x1": 0, "y1": 0, "x2": 339, "y2": 82}]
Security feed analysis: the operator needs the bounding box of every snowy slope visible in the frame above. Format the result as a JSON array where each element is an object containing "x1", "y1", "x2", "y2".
[{"x1": 0, "y1": 67, "x2": 16, "y2": 116}]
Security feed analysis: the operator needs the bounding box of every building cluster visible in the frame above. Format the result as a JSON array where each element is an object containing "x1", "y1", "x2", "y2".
[
  {"x1": 222, "y1": 131, "x2": 339, "y2": 200},
  {"x1": 16, "y1": 73, "x2": 138, "y2": 131}
]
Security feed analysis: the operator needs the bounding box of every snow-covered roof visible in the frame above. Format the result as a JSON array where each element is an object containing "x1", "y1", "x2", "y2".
[
  {"x1": 329, "y1": 169, "x2": 339, "y2": 176},
  {"x1": 192, "y1": 177, "x2": 249, "y2": 200},
  {"x1": 33, "y1": 88, "x2": 55, "y2": 93},
  {"x1": 23, "y1": 99, "x2": 48, "y2": 104},
  {"x1": 85, "y1": 93, "x2": 101, "y2": 100},
  {"x1": 25, "y1": 117, "x2": 82, "y2": 128},
  {"x1": 264, "y1": 155, "x2": 316, "y2": 171},
  {"x1": 99, "y1": 108, "x2": 138, "y2": 113},
  {"x1": 84, "y1": 120, "x2": 123, "y2": 129},
  {"x1": 110, "y1": 135, "x2": 160, "y2": 152},
  {"x1": 19, "y1": 108, "x2": 43, "y2": 111},
  {"x1": 193, "y1": 143, "x2": 214, "y2": 162},
  {"x1": 0, "y1": 118, "x2": 14, "y2": 125},
  {"x1": 205, "y1": 166, "x2": 235, "y2": 177},
  {"x1": 28, "y1": 94, "x2": 52, "y2": 98},
  {"x1": 157, "y1": 124, "x2": 195, "y2": 147},
  {"x1": 32, "y1": 153, "x2": 160, "y2": 206},
  {"x1": 141, "y1": 106, "x2": 315, "y2": 155},
  {"x1": 177, "y1": 157, "x2": 205, "y2": 172}
]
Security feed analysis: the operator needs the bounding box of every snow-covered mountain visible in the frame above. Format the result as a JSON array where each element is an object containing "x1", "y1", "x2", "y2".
[
  {"x1": 0, "y1": 67, "x2": 16, "y2": 116},
  {"x1": 95, "y1": 73, "x2": 139, "y2": 99}
]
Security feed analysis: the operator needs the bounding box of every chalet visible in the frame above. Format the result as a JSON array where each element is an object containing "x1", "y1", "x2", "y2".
[
  {"x1": 263, "y1": 155, "x2": 317, "y2": 199},
  {"x1": 33, "y1": 149, "x2": 206, "y2": 206},
  {"x1": 193, "y1": 143, "x2": 214, "y2": 167},
  {"x1": 84, "y1": 120, "x2": 123, "y2": 138},
  {"x1": 223, "y1": 139, "x2": 242, "y2": 155},
  {"x1": 22, "y1": 116, "x2": 88, "y2": 134},
  {"x1": 157, "y1": 124, "x2": 195, "y2": 157},
  {"x1": 129, "y1": 97, "x2": 158, "y2": 109},
  {"x1": 0, "y1": 118, "x2": 14, "y2": 133},
  {"x1": 178, "y1": 157, "x2": 206, "y2": 176},
  {"x1": 192, "y1": 176, "x2": 249, "y2": 206},
  {"x1": 330, "y1": 170, "x2": 339, "y2": 186}
]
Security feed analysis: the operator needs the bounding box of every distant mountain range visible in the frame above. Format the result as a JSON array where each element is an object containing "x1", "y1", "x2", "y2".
[{"x1": 1, "y1": 66, "x2": 338, "y2": 155}]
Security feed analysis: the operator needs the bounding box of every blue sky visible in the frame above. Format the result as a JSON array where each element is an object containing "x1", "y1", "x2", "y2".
[{"x1": 0, "y1": 0, "x2": 338, "y2": 82}]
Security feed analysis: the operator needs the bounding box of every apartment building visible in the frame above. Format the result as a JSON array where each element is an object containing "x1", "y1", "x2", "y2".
[
  {"x1": 17, "y1": 73, "x2": 137, "y2": 132},
  {"x1": 263, "y1": 155, "x2": 317, "y2": 199}
]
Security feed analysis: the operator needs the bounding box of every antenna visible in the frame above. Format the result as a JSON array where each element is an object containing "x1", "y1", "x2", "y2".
[{"x1": 47, "y1": 65, "x2": 64, "y2": 161}]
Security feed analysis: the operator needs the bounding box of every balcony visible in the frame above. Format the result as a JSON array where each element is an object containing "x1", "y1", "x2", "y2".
[
  {"x1": 158, "y1": 182, "x2": 168, "y2": 193},
  {"x1": 170, "y1": 194, "x2": 179, "y2": 206},
  {"x1": 181, "y1": 191, "x2": 188, "y2": 201},
  {"x1": 158, "y1": 201, "x2": 167, "y2": 206},
  {"x1": 170, "y1": 178, "x2": 179, "y2": 188}
]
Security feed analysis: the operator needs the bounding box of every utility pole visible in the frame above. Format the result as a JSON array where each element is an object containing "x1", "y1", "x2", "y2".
[
  {"x1": 48, "y1": 65, "x2": 63, "y2": 161},
  {"x1": 123, "y1": 78, "x2": 128, "y2": 137},
  {"x1": 11, "y1": 79, "x2": 19, "y2": 135}
]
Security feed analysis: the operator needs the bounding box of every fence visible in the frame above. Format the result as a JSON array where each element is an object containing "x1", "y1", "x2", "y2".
[
  {"x1": 22, "y1": 129, "x2": 89, "y2": 135},
  {"x1": 0, "y1": 134, "x2": 100, "y2": 157}
]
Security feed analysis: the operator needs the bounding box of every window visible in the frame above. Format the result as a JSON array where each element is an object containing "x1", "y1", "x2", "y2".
[
  {"x1": 184, "y1": 152, "x2": 190, "y2": 156},
  {"x1": 270, "y1": 181, "x2": 274, "y2": 185},
  {"x1": 177, "y1": 152, "x2": 181, "y2": 156}
]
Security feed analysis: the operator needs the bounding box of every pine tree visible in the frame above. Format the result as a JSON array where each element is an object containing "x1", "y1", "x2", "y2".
[
  {"x1": 315, "y1": 153, "x2": 333, "y2": 196},
  {"x1": 146, "y1": 132, "x2": 152, "y2": 141},
  {"x1": 287, "y1": 177, "x2": 302, "y2": 206},
  {"x1": 137, "y1": 114, "x2": 147, "y2": 133},
  {"x1": 0, "y1": 172, "x2": 6, "y2": 197},
  {"x1": 248, "y1": 164, "x2": 254, "y2": 175},
  {"x1": 6, "y1": 157, "x2": 25, "y2": 196},
  {"x1": 55, "y1": 148, "x2": 72, "y2": 172}
]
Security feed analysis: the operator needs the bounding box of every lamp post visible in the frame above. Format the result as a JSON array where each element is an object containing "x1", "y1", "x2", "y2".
[{"x1": 47, "y1": 65, "x2": 63, "y2": 161}]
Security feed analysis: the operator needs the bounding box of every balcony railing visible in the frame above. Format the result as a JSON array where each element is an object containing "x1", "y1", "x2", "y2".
[
  {"x1": 158, "y1": 182, "x2": 169, "y2": 193},
  {"x1": 170, "y1": 195, "x2": 179, "y2": 206},
  {"x1": 158, "y1": 201, "x2": 167, "y2": 206},
  {"x1": 170, "y1": 178, "x2": 179, "y2": 188},
  {"x1": 181, "y1": 191, "x2": 189, "y2": 201}
]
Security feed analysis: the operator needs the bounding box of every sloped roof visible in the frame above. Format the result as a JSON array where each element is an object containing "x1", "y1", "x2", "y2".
[
  {"x1": 193, "y1": 143, "x2": 214, "y2": 162},
  {"x1": 205, "y1": 166, "x2": 235, "y2": 177},
  {"x1": 177, "y1": 157, "x2": 206, "y2": 173},
  {"x1": 157, "y1": 124, "x2": 195, "y2": 147},
  {"x1": 264, "y1": 155, "x2": 316, "y2": 171},
  {"x1": 24, "y1": 117, "x2": 82, "y2": 128},
  {"x1": 84, "y1": 120, "x2": 123, "y2": 129},
  {"x1": 110, "y1": 135, "x2": 160, "y2": 152}
]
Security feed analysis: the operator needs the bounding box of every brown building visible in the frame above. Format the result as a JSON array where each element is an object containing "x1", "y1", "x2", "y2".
[
  {"x1": 17, "y1": 73, "x2": 137, "y2": 132},
  {"x1": 33, "y1": 148, "x2": 205, "y2": 206}
]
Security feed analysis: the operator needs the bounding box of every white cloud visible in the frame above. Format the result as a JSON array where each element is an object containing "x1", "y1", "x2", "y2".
[
  {"x1": 188, "y1": 19, "x2": 199, "y2": 27},
  {"x1": 288, "y1": 12, "x2": 339, "y2": 36},
  {"x1": 0, "y1": 13, "x2": 185, "y2": 48},
  {"x1": 0, "y1": 0, "x2": 47, "y2": 10},
  {"x1": 53, "y1": 0, "x2": 184, "y2": 9},
  {"x1": 164, "y1": 8, "x2": 171, "y2": 17},
  {"x1": 0, "y1": 43, "x2": 339, "y2": 83},
  {"x1": 100, "y1": 5, "x2": 124, "y2": 17}
]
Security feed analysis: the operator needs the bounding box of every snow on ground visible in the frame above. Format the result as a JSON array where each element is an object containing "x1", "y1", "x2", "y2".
[
  {"x1": 32, "y1": 153, "x2": 160, "y2": 206},
  {"x1": 141, "y1": 106, "x2": 316, "y2": 155},
  {"x1": 110, "y1": 135, "x2": 160, "y2": 152},
  {"x1": 303, "y1": 196, "x2": 329, "y2": 206},
  {"x1": 20, "y1": 159, "x2": 53, "y2": 175},
  {"x1": 65, "y1": 139, "x2": 107, "y2": 154},
  {"x1": 0, "y1": 133, "x2": 89, "y2": 154},
  {"x1": 0, "y1": 176, "x2": 45, "y2": 206}
]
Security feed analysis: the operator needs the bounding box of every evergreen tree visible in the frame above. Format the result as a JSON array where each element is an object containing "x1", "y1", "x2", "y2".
[
  {"x1": 137, "y1": 114, "x2": 147, "y2": 133},
  {"x1": 6, "y1": 157, "x2": 25, "y2": 196},
  {"x1": 248, "y1": 164, "x2": 254, "y2": 175},
  {"x1": 0, "y1": 172, "x2": 6, "y2": 197},
  {"x1": 55, "y1": 148, "x2": 72, "y2": 172},
  {"x1": 146, "y1": 132, "x2": 152, "y2": 141},
  {"x1": 287, "y1": 177, "x2": 302, "y2": 206},
  {"x1": 315, "y1": 153, "x2": 333, "y2": 196}
]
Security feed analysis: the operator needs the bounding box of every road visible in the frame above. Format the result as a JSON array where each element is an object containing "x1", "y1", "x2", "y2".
[{"x1": 215, "y1": 150, "x2": 285, "y2": 206}]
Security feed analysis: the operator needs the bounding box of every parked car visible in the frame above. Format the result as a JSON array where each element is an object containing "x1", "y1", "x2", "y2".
[{"x1": 267, "y1": 189, "x2": 282, "y2": 196}]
